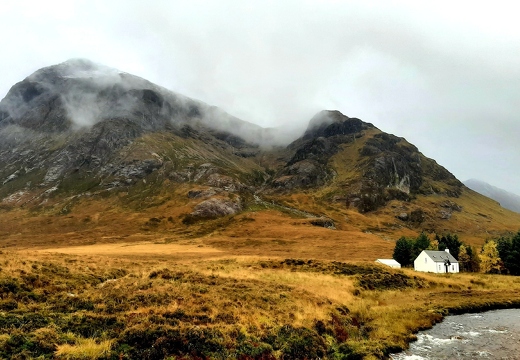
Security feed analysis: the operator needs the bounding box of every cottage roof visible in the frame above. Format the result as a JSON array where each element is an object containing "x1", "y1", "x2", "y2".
[
  {"x1": 422, "y1": 250, "x2": 458, "y2": 263},
  {"x1": 376, "y1": 259, "x2": 401, "y2": 267}
]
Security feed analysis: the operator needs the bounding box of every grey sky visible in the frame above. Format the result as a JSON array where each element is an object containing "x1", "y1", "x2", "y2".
[{"x1": 1, "y1": 1, "x2": 519, "y2": 194}]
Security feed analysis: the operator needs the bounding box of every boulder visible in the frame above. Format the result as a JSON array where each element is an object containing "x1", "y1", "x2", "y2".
[
  {"x1": 397, "y1": 212, "x2": 409, "y2": 221},
  {"x1": 189, "y1": 197, "x2": 242, "y2": 220}
]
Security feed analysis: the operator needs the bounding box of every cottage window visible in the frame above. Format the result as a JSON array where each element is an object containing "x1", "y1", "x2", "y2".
[
  {"x1": 438, "y1": 264, "x2": 441, "y2": 271},
  {"x1": 424, "y1": 257, "x2": 427, "y2": 264},
  {"x1": 452, "y1": 265, "x2": 454, "y2": 271}
]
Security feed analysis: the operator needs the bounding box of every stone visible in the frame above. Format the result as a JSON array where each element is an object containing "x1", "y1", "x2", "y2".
[{"x1": 397, "y1": 212, "x2": 409, "y2": 221}]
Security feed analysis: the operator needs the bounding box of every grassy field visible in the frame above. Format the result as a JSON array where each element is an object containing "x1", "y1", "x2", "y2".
[
  {"x1": 2, "y1": 240, "x2": 520, "y2": 359},
  {"x1": 1, "y1": 189, "x2": 520, "y2": 359}
]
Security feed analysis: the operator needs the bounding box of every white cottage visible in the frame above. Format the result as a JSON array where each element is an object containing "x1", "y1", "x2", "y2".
[
  {"x1": 375, "y1": 259, "x2": 401, "y2": 268},
  {"x1": 414, "y1": 249, "x2": 459, "y2": 273}
]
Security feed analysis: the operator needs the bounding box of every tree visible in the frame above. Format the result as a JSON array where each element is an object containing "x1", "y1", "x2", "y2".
[
  {"x1": 412, "y1": 233, "x2": 431, "y2": 260},
  {"x1": 458, "y1": 244, "x2": 470, "y2": 272},
  {"x1": 511, "y1": 232, "x2": 520, "y2": 275},
  {"x1": 467, "y1": 246, "x2": 481, "y2": 273},
  {"x1": 393, "y1": 237, "x2": 413, "y2": 267},
  {"x1": 479, "y1": 240, "x2": 502, "y2": 274},
  {"x1": 437, "y1": 234, "x2": 462, "y2": 260},
  {"x1": 428, "y1": 239, "x2": 439, "y2": 251},
  {"x1": 496, "y1": 231, "x2": 520, "y2": 275}
]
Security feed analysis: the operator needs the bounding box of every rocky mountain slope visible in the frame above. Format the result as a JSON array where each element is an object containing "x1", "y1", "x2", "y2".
[
  {"x1": 464, "y1": 179, "x2": 520, "y2": 214},
  {"x1": 0, "y1": 59, "x2": 271, "y2": 203},
  {"x1": 0, "y1": 59, "x2": 519, "y2": 249}
]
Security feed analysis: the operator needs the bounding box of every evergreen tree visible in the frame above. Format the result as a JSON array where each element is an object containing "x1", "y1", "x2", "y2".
[
  {"x1": 496, "y1": 231, "x2": 520, "y2": 275},
  {"x1": 412, "y1": 233, "x2": 431, "y2": 260},
  {"x1": 393, "y1": 237, "x2": 413, "y2": 267},
  {"x1": 437, "y1": 234, "x2": 462, "y2": 260}
]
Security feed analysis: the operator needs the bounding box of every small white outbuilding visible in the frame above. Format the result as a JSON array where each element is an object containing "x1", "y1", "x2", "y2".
[
  {"x1": 375, "y1": 259, "x2": 401, "y2": 268},
  {"x1": 414, "y1": 249, "x2": 459, "y2": 273}
]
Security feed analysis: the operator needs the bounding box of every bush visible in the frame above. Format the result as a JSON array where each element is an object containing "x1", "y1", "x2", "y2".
[
  {"x1": 236, "y1": 339, "x2": 275, "y2": 359},
  {"x1": 57, "y1": 314, "x2": 123, "y2": 338},
  {"x1": 271, "y1": 325, "x2": 326, "y2": 360},
  {"x1": 117, "y1": 325, "x2": 226, "y2": 359},
  {"x1": 0, "y1": 299, "x2": 18, "y2": 311},
  {"x1": 0, "y1": 278, "x2": 22, "y2": 296},
  {"x1": 336, "y1": 342, "x2": 364, "y2": 360}
]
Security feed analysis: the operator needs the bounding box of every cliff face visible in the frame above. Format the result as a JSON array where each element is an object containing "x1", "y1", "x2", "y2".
[{"x1": 269, "y1": 110, "x2": 462, "y2": 213}]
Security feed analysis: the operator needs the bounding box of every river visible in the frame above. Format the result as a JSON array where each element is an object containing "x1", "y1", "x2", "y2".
[{"x1": 390, "y1": 308, "x2": 520, "y2": 359}]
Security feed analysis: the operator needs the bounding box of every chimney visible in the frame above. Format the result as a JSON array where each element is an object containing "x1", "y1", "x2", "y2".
[{"x1": 445, "y1": 248, "x2": 450, "y2": 254}]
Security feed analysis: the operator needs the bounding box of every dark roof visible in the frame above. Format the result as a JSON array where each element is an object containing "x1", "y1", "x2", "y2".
[{"x1": 423, "y1": 250, "x2": 458, "y2": 263}]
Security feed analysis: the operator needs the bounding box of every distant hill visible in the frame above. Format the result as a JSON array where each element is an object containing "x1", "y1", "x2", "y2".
[{"x1": 464, "y1": 179, "x2": 520, "y2": 214}]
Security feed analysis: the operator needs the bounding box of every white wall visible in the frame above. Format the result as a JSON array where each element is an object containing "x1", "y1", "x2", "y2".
[
  {"x1": 414, "y1": 251, "x2": 437, "y2": 273},
  {"x1": 414, "y1": 251, "x2": 460, "y2": 273}
]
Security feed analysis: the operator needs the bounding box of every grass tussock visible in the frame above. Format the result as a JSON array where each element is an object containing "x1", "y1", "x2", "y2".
[{"x1": 55, "y1": 338, "x2": 114, "y2": 359}]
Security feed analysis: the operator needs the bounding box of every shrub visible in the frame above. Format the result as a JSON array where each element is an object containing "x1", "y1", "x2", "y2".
[
  {"x1": 336, "y1": 342, "x2": 364, "y2": 360},
  {"x1": 271, "y1": 325, "x2": 326, "y2": 360},
  {"x1": 58, "y1": 314, "x2": 123, "y2": 338},
  {"x1": 0, "y1": 299, "x2": 18, "y2": 311},
  {"x1": 117, "y1": 325, "x2": 226, "y2": 359},
  {"x1": 0, "y1": 278, "x2": 22, "y2": 296},
  {"x1": 236, "y1": 339, "x2": 275, "y2": 359}
]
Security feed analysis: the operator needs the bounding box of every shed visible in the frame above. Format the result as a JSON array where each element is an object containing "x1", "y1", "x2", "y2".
[
  {"x1": 414, "y1": 249, "x2": 459, "y2": 273},
  {"x1": 375, "y1": 259, "x2": 401, "y2": 268}
]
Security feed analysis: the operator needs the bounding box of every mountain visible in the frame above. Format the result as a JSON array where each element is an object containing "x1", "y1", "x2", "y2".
[
  {"x1": 464, "y1": 179, "x2": 520, "y2": 214},
  {"x1": 1, "y1": 59, "x2": 519, "y2": 251},
  {"x1": 0, "y1": 59, "x2": 277, "y2": 201}
]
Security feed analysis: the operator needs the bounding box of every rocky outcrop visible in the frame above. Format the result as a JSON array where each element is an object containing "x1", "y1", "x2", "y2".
[
  {"x1": 348, "y1": 132, "x2": 461, "y2": 212},
  {"x1": 268, "y1": 109, "x2": 463, "y2": 215},
  {"x1": 309, "y1": 217, "x2": 336, "y2": 229},
  {"x1": 188, "y1": 197, "x2": 242, "y2": 220},
  {"x1": 302, "y1": 110, "x2": 371, "y2": 140},
  {"x1": 271, "y1": 111, "x2": 371, "y2": 190}
]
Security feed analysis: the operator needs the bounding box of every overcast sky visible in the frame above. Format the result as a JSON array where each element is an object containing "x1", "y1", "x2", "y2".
[{"x1": 1, "y1": 1, "x2": 519, "y2": 194}]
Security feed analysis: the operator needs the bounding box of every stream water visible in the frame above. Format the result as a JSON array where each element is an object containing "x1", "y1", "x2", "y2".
[{"x1": 390, "y1": 308, "x2": 520, "y2": 359}]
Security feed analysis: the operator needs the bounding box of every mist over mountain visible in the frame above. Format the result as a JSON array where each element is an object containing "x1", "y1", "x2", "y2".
[
  {"x1": 0, "y1": 59, "x2": 519, "y2": 242},
  {"x1": 0, "y1": 59, "x2": 294, "y2": 145},
  {"x1": 464, "y1": 179, "x2": 520, "y2": 214}
]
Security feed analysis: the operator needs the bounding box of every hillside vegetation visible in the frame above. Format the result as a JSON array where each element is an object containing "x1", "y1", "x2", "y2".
[
  {"x1": 2, "y1": 60, "x2": 520, "y2": 359},
  {"x1": 2, "y1": 247, "x2": 520, "y2": 359}
]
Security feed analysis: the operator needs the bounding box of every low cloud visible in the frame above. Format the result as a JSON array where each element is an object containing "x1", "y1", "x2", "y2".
[{"x1": 0, "y1": 1, "x2": 519, "y2": 193}]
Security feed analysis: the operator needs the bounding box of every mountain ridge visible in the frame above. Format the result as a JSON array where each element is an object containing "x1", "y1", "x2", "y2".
[
  {"x1": 0, "y1": 59, "x2": 519, "y2": 250},
  {"x1": 464, "y1": 179, "x2": 520, "y2": 214}
]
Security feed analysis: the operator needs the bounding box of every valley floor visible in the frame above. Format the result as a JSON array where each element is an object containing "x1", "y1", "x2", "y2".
[{"x1": 2, "y1": 240, "x2": 520, "y2": 359}]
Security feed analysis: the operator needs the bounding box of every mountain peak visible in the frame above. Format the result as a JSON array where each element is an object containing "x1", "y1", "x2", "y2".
[
  {"x1": 26, "y1": 58, "x2": 122, "y2": 83},
  {"x1": 303, "y1": 110, "x2": 374, "y2": 140}
]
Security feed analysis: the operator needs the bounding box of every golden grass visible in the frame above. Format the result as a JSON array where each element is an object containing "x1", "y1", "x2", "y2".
[
  {"x1": 40, "y1": 241, "x2": 223, "y2": 256},
  {"x1": 55, "y1": 338, "x2": 114, "y2": 360},
  {"x1": 1, "y1": 168, "x2": 520, "y2": 359},
  {"x1": 2, "y1": 248, "x2": 520, "y2": 359}
]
